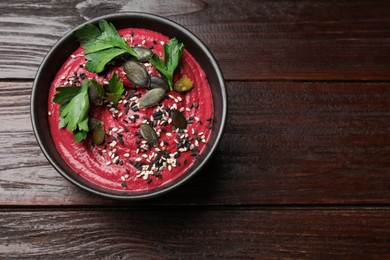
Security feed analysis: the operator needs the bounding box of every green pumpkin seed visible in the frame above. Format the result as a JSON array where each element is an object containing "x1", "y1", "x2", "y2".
[
  {"x1": 150, "y1": 76, "x2": 169, "y2": 91},
  {"x1": 172, "y1": 109, "x2": 187, "y2": 129},
  {"x1": 174, "y1": 76, "x2": 194, "y2": 93},
  {"x1": 124, "y1": 60, "x2": 151, "y2": 88},
  {"x1": 140, "y1": 123, "x2": 158, "y2": 146},
  {"x1": 133, "y1": 47, "x2": 153, "y2": 62},
  {"x1": 89, "y1": 118, "x2": 105, "y2": 145},
  {"x1": 139, "y1": 88, "x2": 166, "y2": 108}
]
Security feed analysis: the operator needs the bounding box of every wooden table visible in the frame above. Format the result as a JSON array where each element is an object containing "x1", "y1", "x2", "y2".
[{"x1": 1, "y1": 1, "x2": 390, "y2": 258}]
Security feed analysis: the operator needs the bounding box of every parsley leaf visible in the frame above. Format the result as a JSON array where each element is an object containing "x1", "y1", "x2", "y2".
[
  {"x1": 74, "y1": 20, "x2": 137, "y2": 73},
  {"x1": 149, "y1": 38, "x2": 184, "y2": 91},
  {"x1": 60, "y1": 85, "x2": 89, "y2": 133},
  {"x1": 53, "y1": 82, "x2": 93, "y2": 143},
  {"x1": 106, "y1": 72, "x2": 124, "y2": 105}
]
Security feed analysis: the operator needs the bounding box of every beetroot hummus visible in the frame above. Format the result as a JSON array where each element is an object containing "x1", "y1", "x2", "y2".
[{"x1": 48, "y1": 28, "x2": 213, "y2": 191}]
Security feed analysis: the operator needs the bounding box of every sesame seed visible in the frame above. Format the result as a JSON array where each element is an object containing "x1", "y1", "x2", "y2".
[
  {"x1": 118, "y1": 112, "x2": 123, "y2": 117},
  {"x1": 180, "y1": 107, "x2": 185, "y2": 112},
  {"x1": 186, "y1": 108, "x2": 191, "y2": 112},
  {"x1": 142, "y1": 154, "x2": 148, "y2": 158},
  {"x1": 124, "y1": 153, "x2": 130, "y2": 157},
  {"x1": 60, "y1": 76, "x2": 66, "y2": 80},
  {"x1": 135, "y1": 157, "x2": 142, "y2": 162},
  {"x1": 71, "y1": 54, "x2": 76, "y2": 59},
  {"x1": 166, "y1": 132, "x2": 172, "y2": 137},
  {"x1": 160, "y1": 41, "x2": 165, "y2": 45},
  {"x1": 106, "y1": 161, "x2": 111, "y2": 166},
  {"x1": 48, "y1": 111, "x2": 52, "y2": 116},
  {"x1": 168, "y1": 165, "x2": 172, "y2": 171},
  {"x1": 110, "y1": 141, "x2": 117, "y2": 147},
  {"x1": 177, "y1": 96, "x2": 182, "y2": 102}
]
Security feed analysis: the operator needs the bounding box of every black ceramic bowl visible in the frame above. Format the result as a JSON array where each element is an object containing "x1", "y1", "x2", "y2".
[{"x1": 31, "y1": 12, "x2": 226, "y2": 199}]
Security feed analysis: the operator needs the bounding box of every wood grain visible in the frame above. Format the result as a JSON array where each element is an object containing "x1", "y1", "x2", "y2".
[
  {"x1": 1, "y1": 81, "x2": 389, "y2": 205},
  {"x1": 0, "y1": 209, "x2": 389, "y2": 259},
  {"x1": 2, "y1": 1, "x2": 390, "y2": 80}
]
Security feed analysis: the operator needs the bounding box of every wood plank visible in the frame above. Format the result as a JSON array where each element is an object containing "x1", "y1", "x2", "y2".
[
  {"x1": 2, "y1": 1, "x2": 390, "y2": 80},
  {"x1": 0, "y1": 209, "x2": 389, "y2": 258},
  {"x1": 1, "y1": 81, "x2": 390, "y2": 205}
]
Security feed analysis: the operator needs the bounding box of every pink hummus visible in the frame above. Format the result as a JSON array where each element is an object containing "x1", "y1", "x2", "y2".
[{"x1": 48, "y1": 28, "x2": 213, "y2": 191}]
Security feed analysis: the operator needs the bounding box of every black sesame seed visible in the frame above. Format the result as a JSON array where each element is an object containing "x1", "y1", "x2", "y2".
[
  {"x1": 206, "y1": 117, "x2": 212, "y2": 122},
  {"x1": 131, "y1": 32, "x2": 134, "y2": 37},
  {"x1": 125, "y1": 106, "x2": 129, "y2": 115},
  {"x1": 163, "y1": 141, "x2": 169, "y2": 145},
  {"x1": 117, "y1": 135, "x2": 124, "y2": 145},
  {"x1": 125, "y1": 169, "x2": 130, "y2": 174},
  {"x1": 134, "y1": 132, "x2": 139, "y2": 136},
  {"x1": 206, "y1": 125, "x2": 212, "y2": 129},
  {"x1": 119, "y1": 160, "x2": 124, "y2": 166},
  {"x1": 136, "y1": 139, "x2": 141, "y2": 144},
  {"x1": 147, "y1": 178, "x2": 152, "y2": 184},
  {"x1": 121, "y1": 181, "x2": 127, "y2": 187},
  {"x1": 124, "y1": 127, "x2": 129, "y2": 132},
  {"x1": 97, "y1": 150, "x2": 102, "y2": 156},
  {"x1": 134, "y1": 114, "x2": 140, "y2": 119},
  {"x1": 153, "y1": 40, "x2": 157, "y2": 44},
  {"x1": 154, "y1": 172, "x2": 162, "y2": 178},
  {"x1": 160, "y1": 128, "x2": 166, "y2": 132},
  {"x1": 131, "y1": 106, "x2": 139, "y2": 112}
]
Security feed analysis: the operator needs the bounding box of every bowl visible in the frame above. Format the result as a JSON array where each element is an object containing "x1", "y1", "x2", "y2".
[{"x1": 31, "y1": 12, "x2": 227, "y2": 199}]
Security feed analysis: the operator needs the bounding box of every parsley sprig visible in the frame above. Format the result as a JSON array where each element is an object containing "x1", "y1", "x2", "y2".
[
  {"x1": 149, "y1": 38, "x2": 184, "y2": 91},
  {"x1": 74, "y1": 20, "x2": 138, "y2": 73},
  {"x1": 53, "y1": 75, "x2": 124, "y2": 142}
]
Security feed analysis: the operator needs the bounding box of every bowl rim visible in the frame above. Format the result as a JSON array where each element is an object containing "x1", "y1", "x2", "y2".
[{"x1": 31, "y1": 12, "x2": 227, "y2": 200}]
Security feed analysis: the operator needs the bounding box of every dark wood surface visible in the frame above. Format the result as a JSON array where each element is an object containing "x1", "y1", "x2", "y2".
[{"x1": 1, "y1": 0, "x2": 390, "y2": 258}]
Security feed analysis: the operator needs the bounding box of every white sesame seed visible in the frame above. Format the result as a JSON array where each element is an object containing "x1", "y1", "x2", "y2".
[
  {"x1": 111, "y1": 153, "x2": 115, "y2": 159},
  {"x1": 112, "y1": 127, "x2": 118, "y2": 132},
  {"x1": 142, "y1": 140, "x2": 147, "y2": 144},
  {"x1": 48, "y1": 111, "x2": 52, "y2": 116},
  {"x1": 142, "y1": 154, "x2": 148, "y2": 158},
  {"x1": 172, "y1": 104, "x2": 177, "y2": 109},
  {"x1": 60, "y1": 76, "x2": 66, "y2": 80},
  {"x1": 190, "y1": 144, "x2": 195, "y2": 150},
  {"x1": 202, "y1": 139, "x2": 206, "y2": 143},
  {"x1": 177, "y1": 96, "x2": 182, "y2": 101},
  {"x1": 180, "y1": 107, "x2": 185, "y2": 112},
  {"x1": 106, "y1": 161, "x2": 111, "y2": 166},
  {"x1": 114, "y1": 110, "x2": 119, "y2": 114},
  {"x1": 118, "y1": 100, "x2": 123, "y2": 104},
  {"x1": 109, "y1": 108, "x2": 115, "y2": 112},
  {"x1": 110, "y1": 141, "x2": 117, "y2": 147},
  {"x1": 121, "y1": 176, "x2": 125, "y2": 181},
  {"x1": 168, "y1": 165, "x2": 172, "y2": 171},
  {"x1": 135, "y1": 157, "x2": 142, "y2": 162},
  {"x1": 118, "y1": 129, "x2": 124, "y2": 133},
  {"x1": 160, "y1": 41, "x2": 165, "y2": 45},
  {"x1": 71, "y1": 54, "x2": 76, "y2": 59},
  {"x1": 174, "y1": 98, "x2": 179, "y2": 103},
  {"x1": 155, "y1": 148, "x2": 161, "y2": 152},
  {"x1": 136, "y1": 148, "x2": 139, "y2": 154},
  {"x1": 198, "y1": 132, "x2": 204, "y2": 136},
  {"x1": 144, "y1": 63, "x2": 151, "y2": 67},
  {"x1": 166, "y1": 133, "x2": 172, "y2": 137},
  {"x1": 142, "y1": 39, "x2": 146, "y2": 45},
  {"x1": 118, "y1": 112, "x2": 123, "y2": 117},
  {"x1": 112, "y1": 149, "x2": 117, "y2": 153},
  {"x1": 168, "y1": 94, "x2": 175, "y2": 99},
  {"x1": 103, "y1": 81, "x2": 109, "y2": 85},
  {"x1": 124, "y1": 153, "x2": 130, "y2": 157},
  {"x1": 160, "y1": 141, "x2": 164, "y2": 147},
  {"x1": 194, "y1": 117, "x2": 200, "y2": 121},
  {"x1": 125, "y1": 174, "x2": 129, "y2": 178},
  {"x1": 102, "y1": 149, "x2": 106, "y2": 153},
  {"x1": 195, "y1": 140, "x2": 199, "y2": 146},
  {"x1": 108, "y1": 151, "x2": 112, "y2": 157},
  {"x1": 168, "y1": 118, "x2": 172, "y2": 124},
  {"x1": 186, "y1": 108, "x2": 191, "y2": 112},
  {"x1": 113, "y1": 156, "x2": 119, "y2": 163}
]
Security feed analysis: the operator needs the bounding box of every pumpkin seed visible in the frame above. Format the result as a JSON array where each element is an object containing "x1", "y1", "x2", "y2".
[
  {"x1": 172, "y1": 109, "x2": 187, "y2": 129},
  {"x1": 174, "y1": 76, "x2": 194, "y2": 93},
  {"x1": 89, "y1": 118, "x2": 105, "y2": 145},
  {"x1": 133, "y1": 47, "x2": 153, "y2": 62},
  {"x1": 150, "y1": 76, "x2": 169, "y2": 91},
  {"x1": 124, "y1": 60, "x2": 150, "y2": 88},
  {"x1": 139, "y1": 88, "x2": 166, "y2": 108},
  {"x1": 88, "y1": 81, "x2": 103, "y2": 106},
  {"x1": 140, "y1": 123, "x2": 158, "y2": 146}
]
